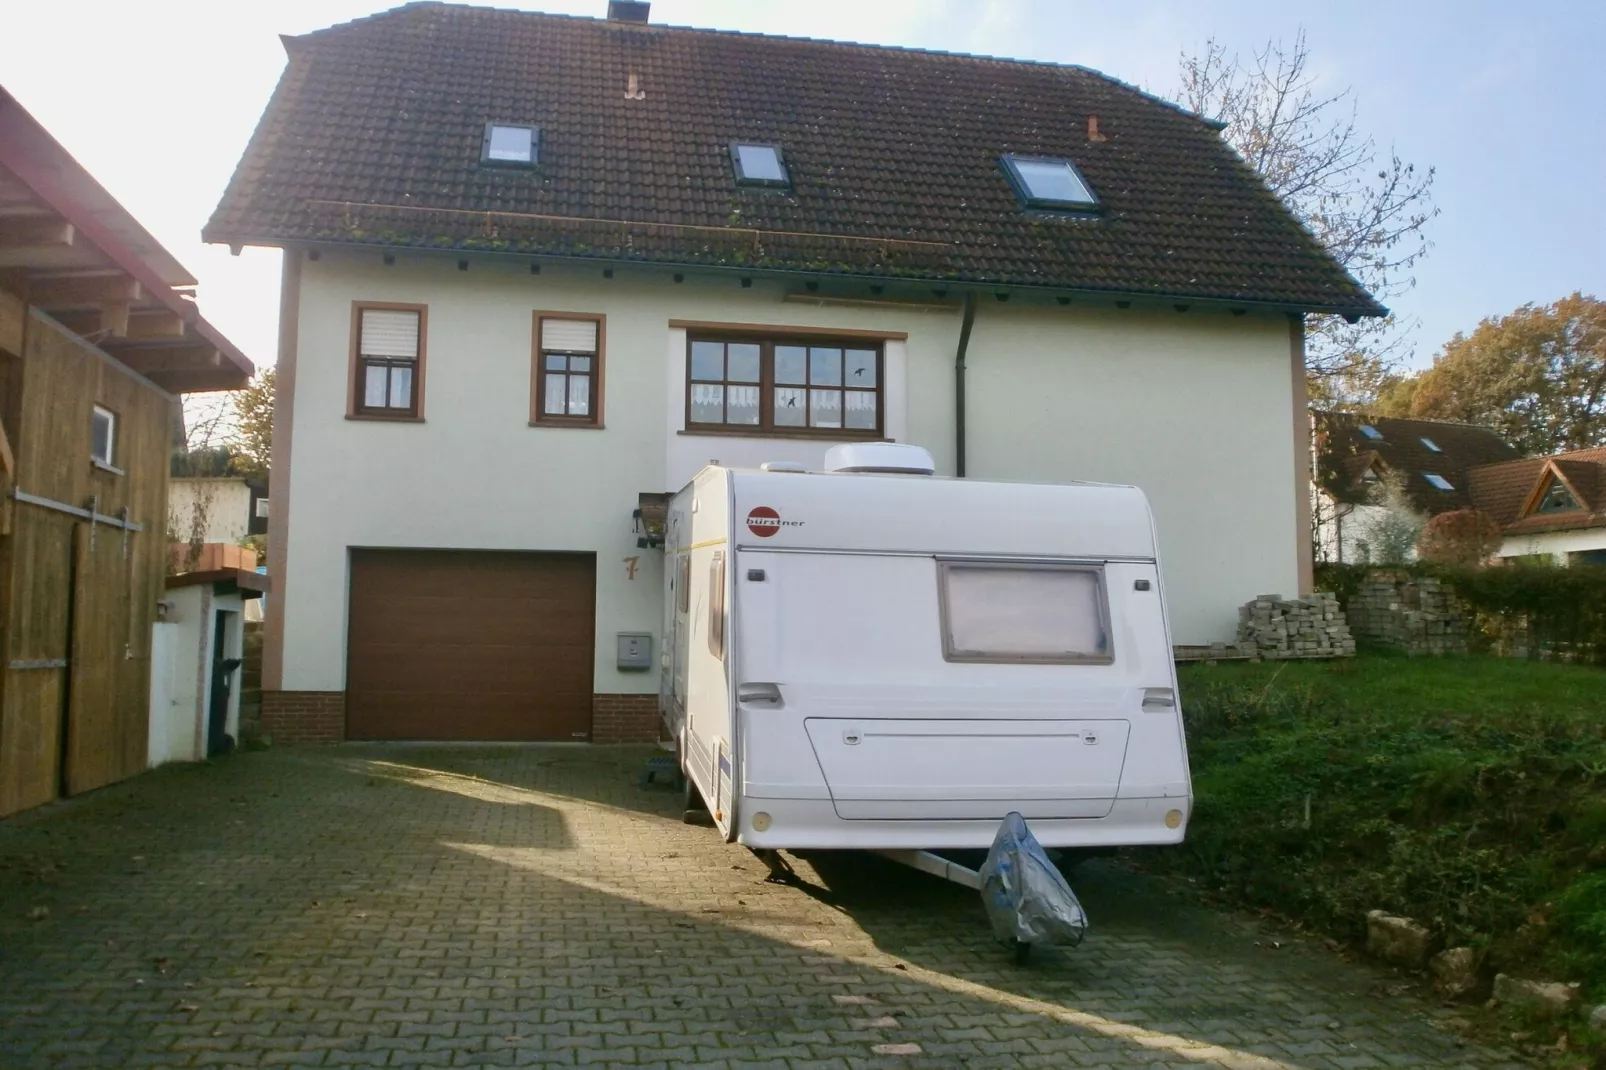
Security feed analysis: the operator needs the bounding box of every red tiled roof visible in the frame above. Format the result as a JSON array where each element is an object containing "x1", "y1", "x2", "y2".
[
  {"x1": 1466, "y1": 446, "x2": 1606, "y2": 536},
  {"x1": 204, "y1": 3, "x2": 1384, "y2": 315}
]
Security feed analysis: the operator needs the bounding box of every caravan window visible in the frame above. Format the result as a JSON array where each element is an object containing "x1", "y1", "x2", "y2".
[
  {"x1": 938, "y1": 562, "x2": 1112, "y2": 664},
  {"x1": 707, "y1": 552, "x2": 726, "y2": 660},
  {"x1": 676, "y1": 554, "x2": 691, "y2": 614}
]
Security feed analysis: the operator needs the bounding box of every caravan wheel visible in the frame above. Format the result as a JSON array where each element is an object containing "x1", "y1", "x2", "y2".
[{"x1": 681, "y1": 773, "x2": 715, "y2": 827}]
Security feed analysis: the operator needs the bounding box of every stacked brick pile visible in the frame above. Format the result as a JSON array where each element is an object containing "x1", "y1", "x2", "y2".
[
  {"x1": 1235, "y1": 592, "x2": 1356, "y2": 659},
  {"x1": 1345, "y1": 570, "x2": 1469, "y2": 655}
]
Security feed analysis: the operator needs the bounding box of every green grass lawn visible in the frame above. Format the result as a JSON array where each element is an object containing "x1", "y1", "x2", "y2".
[{"x1": 1167, "y1": 652, "x2": 1606, "y2": 1010}]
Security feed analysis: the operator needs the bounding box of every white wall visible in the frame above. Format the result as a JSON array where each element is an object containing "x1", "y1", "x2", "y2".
[
  {"x1": 169, "y1": 478, "x2": 253, "y2": 544},
  {"x1": 1499, "y1": 527, "x2": 1606, "y2": 564},
  {"x1": 281, "y1": 251, "x2": 1302, "y2": 695}
]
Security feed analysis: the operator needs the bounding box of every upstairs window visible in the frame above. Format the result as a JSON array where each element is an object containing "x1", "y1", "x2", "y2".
[
  {"x1": 533, "y1": 314, "x2": 604, "y2": 426},
  {"x1": 730, "y1": 143, "x2": 789, "y2": 187},
  {"x1": 1001, "y1": 154, "x2": 1098, "y2": 210},
  {"x1": 1423, "y1": 473, "x2": 1454, "y2": 491},
  {"x1": 1359, "y1": 424, "x2": 1384, "y2": 440},
  {"x1": 1420, "y1": 436, "x2": 1443, "y2": 452},
  {"x1": 1536, "y1": 479, "x2": 1580, "y2": 514},
  {"x1": 91, "y1": 405, "x2": 116, "y2": 468},
  {"x1": 687, "y1": 335, "x2": 881, "y2": 437},
  {"x1": 483, "y1": 123, "x2": 539, "y2": 166},
  {"x1": 353, "y1": 304, "x2": 425, "y2": 418}
]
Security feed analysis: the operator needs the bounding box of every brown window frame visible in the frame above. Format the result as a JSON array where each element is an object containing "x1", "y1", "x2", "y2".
[
  {"x1": 685, "y1": 333, "x2": 884, "y2": 438},
  {"x1": 530, "y1": 312, "x2": 606, "y2": 428},
  {"x1": 348, "y1": 302, "x2": 427, "y2": 421}
]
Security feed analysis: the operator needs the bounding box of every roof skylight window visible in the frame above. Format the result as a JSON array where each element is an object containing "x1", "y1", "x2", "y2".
[
  {"x1": 731, "y1": 143, "x2": 789, "y2": 187},
  {"x1": 1421, "y1": 436, "x2": 1443, "y2": 452},
  {"x1": 1001, "y1": 154, "x2": 1099, "y2": 210},
  {"x1": 1359, "y1": 424, "x2": 1384, "y2": 440},
  {"x1": 482, "y1": 123, "x2": 539, "y2": 166},
  {"x1": 1424, "y1": 473, "x2": 1455, "y2": 491}
]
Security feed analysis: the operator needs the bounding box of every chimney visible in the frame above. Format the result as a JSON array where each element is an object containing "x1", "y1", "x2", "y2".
[{"x1": 608, "y1": 1, "x2": 650, "y2": 22}]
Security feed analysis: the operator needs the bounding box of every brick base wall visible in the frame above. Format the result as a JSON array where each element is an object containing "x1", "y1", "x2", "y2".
[
  {"x1": 261, "y1": 691, "x2": 346, "y2": 745},
  {"x1": 592, "y1": 694, "x2": 661, "y2": 744}
]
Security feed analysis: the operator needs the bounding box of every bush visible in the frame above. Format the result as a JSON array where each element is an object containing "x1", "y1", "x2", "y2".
[{"x1": 1417, "y1": 509, "x2": 1503, "y2": 567}]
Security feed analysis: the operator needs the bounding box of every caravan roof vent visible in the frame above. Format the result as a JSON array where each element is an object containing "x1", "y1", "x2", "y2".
[
  {"x1": 823, "y1": 442, "x2": 936, "y2": 475},
  {"x1": 760, "y1": 461, "x2": 808, "y2": 473}
]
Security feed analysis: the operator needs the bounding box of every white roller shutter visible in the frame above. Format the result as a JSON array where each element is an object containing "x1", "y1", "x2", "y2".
[
  {"x1": 541, "y1": 318, "x2": 598, "y2": 353},
  {"x1": 360, "y1": 309, "x2": 421, "y2": 359}
]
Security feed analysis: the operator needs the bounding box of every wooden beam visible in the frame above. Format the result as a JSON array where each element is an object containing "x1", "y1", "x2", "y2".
[
  {"x1": 144, "y1": 368, "x2": 247, "y2": 394},
  {"x1": 0, "y1": 217, "x2": 73, "y2": 252},
  {"x1": 99, "y1": 300, "x2": 130, "y2": 338},
  {"x1": 114, "y1": 345, "x2": 221, "y2": 375},
  {"x1": 24, "y1": 272, "x2": 141, "y2": 310},
  {"x1": 54, "y1": 308, "x2": 187, "y2": 340}
]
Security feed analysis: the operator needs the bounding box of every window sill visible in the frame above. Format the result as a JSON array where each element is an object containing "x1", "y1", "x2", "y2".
[
  {"x1": 529, "y1": 420, "x2": 606, "y2": 430},
  {"x1": 90, "y1": 459, "x2": 124, "y2": 476},
  {"x1": 345, "y1": 413, "x2": 425, "y2": 423},
  {"x1": 678, "y1": 427, "x2": 890, "y2": 442}
]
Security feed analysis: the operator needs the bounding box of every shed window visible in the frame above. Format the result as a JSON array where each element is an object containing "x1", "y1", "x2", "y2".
[
  {"x1": 353, "y1": 305, "x2": 425, "y2": 418},
  {"x1": 91, "y1": 405, "x2": 116, "y2": 467},
  {"x1": 731, "y1": 143, "x2": 788, "y2": 187},
  {"x1": 483, "y1": 123, "x2": 538, "y2": 165},
  {"x1": 1424, "y1": 473, "x2": 1455, "y2": 491},
  {"x1": 533, "y1": 314, "x2": 604, "y2": 426},
  {"x1": 1000, "y1": 154, "x2": 1098, "y2": 210},
  {"x1": 938, "y1": 562, "x2": 1112, "y2": 664},
  {"x1": 687, "y1": 335, "x2": 881, "y2": 436}
]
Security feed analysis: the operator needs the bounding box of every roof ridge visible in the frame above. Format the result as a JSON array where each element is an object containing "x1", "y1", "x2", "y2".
[{"x1": 289, "y1": 1, "x2": 1224, "y2": 129}]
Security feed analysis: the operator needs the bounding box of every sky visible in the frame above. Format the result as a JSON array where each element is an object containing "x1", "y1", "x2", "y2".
[{"x1": 4, "y1": 0, "x2": 1603, "y2": 381}]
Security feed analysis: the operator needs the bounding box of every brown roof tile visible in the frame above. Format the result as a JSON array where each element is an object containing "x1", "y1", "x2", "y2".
[
  {"x1": 1314, "y1": 411, "x2": 1519, "y2": 514},
  {"x1": 205, "y1": 3, "x2": 1384, "y2": 314}
]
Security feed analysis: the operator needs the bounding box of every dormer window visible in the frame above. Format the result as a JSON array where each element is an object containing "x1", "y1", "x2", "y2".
[
  {"x1": 1424, "y1": 473, "x2": 1454, "y2": 491},
  {"x1": 1536, "y1": 479, "x2": 1580, "y2": 514},
  {"x1": 483, "y1": 123, "x2": 539, "y2": 166},
  {"x1": 1000, "y1": 154, "x2": 1098, "y2": 210},
  {"x1": 731, "y1": 143, "x2": 788, "y2": 187},
  {"x1": 1359, "y1": 424, "x2": 1384, "y2": 440}
]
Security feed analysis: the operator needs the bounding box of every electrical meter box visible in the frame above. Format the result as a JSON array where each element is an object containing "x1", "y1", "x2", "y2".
[{"x1": 616, "y1": 632, "x2": 653, "y2": 672}]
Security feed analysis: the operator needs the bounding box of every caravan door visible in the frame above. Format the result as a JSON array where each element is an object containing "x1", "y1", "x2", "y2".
[{"x1": 735, "y1": 550, "x2": 1137, "y2": 821}]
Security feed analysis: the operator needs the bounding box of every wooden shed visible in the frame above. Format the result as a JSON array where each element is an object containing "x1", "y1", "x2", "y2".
[{"x1": 0, "y1": 87, "x2": 254, "y2": 817}]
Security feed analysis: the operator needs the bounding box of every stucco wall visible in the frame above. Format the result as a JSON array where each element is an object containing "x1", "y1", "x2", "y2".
[
  {"x1": 279, "y1": 251, "x2": 1299, "y2": 693},
  {"x1": 1499, "y1": 527, "x2": 1606, "y2": 563},
  {"x1": 169, "y1": 478, "x2": 253, "y2": 544}
]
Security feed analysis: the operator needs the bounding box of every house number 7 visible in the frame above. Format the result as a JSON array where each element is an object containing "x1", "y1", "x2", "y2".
[{"x1": 624, "y1": 556, "x2": 640, "y2": 580}]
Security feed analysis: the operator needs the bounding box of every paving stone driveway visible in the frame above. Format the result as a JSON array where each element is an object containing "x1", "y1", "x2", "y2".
[{"x1": 0, "y1": 745, "x2": 1522, "y2": 1069}]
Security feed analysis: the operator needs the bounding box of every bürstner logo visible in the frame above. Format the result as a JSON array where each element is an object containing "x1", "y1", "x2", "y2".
[{"x1": 746, "y1": 506, "x2": 803, "y2": 538}]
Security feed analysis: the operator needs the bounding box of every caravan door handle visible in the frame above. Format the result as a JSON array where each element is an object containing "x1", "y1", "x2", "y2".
[{"x1": 737, "y1": 682, "x2": 784, "y2": 707}]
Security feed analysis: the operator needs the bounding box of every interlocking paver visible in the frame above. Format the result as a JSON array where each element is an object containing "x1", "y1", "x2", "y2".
[{"x1": 0, "y1": 745, "x2": 1526, "y2": 1069}]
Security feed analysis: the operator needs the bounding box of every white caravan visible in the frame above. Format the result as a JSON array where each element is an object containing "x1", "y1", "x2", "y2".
[{"x1": 660, "y1": 443, "x2": 1192, "y2": 856}]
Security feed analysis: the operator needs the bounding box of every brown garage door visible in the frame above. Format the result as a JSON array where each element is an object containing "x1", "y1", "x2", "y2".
[{"x1": 346, "y1": 550, "x2": 596, "y2": 741}]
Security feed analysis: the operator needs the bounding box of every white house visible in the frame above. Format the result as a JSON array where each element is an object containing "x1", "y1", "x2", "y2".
[
  {"x1": 206, "y1": 1, "x2": 1383, "y2": 744},
  {"x1": 168, "y1": 475, "x2": 268, "y2": 545},
  {"x1": 1467, "y1": 448, "x2": 1606, "y2": 565}
]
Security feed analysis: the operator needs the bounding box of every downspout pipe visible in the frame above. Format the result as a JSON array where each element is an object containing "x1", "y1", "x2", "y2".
[{"x1": 954, "y1": 292, "x2": 976, "y2": 478}]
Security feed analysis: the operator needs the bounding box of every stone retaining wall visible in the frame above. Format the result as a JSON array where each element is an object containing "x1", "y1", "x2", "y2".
[{"x1": 1345, "y1": 570, "x2": 1470, "y2": 656}]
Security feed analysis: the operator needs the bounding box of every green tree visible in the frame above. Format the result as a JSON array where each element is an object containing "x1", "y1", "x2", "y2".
[
  {"x1": 1176, "y1": 32, "x2": 1437, "y2": 406},
  {"x1": 1375, "y1": 293, "x2": 1606, "y2": 456},
  {"x1": 229, "y1": 367, "x2": 274, "y2": 481}
]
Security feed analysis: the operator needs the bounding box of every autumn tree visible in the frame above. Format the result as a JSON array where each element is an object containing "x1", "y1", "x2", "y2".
[
  {"x1": 1417, "y1": 509, "x2": 1502, "y2": 569},
  {"x1": 1375, "y1": 293, "x2": 1606, "y2": 456},
  {"x1": 229, "y1": 367, "x2": 274, "y2": 481},
  {"x1": 1176, "y1": 32, "x2": 1437, "y2": 405}
]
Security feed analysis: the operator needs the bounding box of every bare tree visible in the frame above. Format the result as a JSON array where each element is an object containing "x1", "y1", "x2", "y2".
[{"x1": 1177, "y1": 32, "x2": 1438, "y2": 405}]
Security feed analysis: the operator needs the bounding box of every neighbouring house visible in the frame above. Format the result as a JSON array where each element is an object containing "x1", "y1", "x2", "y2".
[
  {"x1": 1466, "y1": 446, "x2": 1606, "y2": 565},
  {"x1": 168, "y1": 474, "x2": 268, "y2": 545},
  {"x1": 1312, "y1": 412, "x2": 1519, "y2": 563},
  {"x1": 206, "y1": 1, "x2": 1383, "y2": 745},
  {"x1": 0, "y1": 88, "x2": 254, "y2": 816}
]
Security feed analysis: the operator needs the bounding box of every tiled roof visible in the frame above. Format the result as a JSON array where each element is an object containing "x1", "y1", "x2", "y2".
[
  {"x1": 204, "y1": 3, "x2": 1384, "y2": 314},
  {"x1": 1313, "y1": 412, "x2": 1519, "y2": 514},
  {"x1": 1468, "y1": 447, "x2": 1606, "y2": 536}
]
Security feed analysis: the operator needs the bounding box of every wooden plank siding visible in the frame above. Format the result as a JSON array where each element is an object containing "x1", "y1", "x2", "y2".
[{"x1": 0, "y1": 302, "x2": 172, "y2": 815}]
